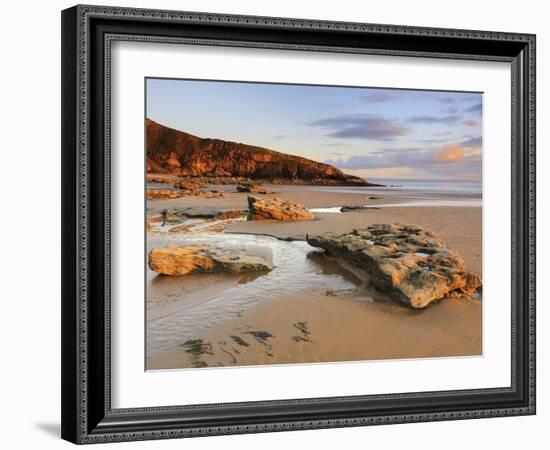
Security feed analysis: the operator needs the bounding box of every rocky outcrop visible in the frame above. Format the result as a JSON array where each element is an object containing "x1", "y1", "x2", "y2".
[
  {"x1": 307, "y1": 224, "x2": 481, "y2": 308},
  {"x1": 247, "y1": 196, "x2": 315, "y2": 222},
  {"x1": 146, "y1": 119, "x2": 375, "y2": 186},
  {"x1": 147, "y1": 189, "x2": 185, "y2": 200},
  {"x1": 148, "y1": 245, "x2": 272, "y2": 276}
]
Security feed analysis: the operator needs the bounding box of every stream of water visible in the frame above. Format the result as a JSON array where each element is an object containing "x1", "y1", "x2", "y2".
[{"x1": 146, "y1": 225, "x2": 365, "y2": 357}]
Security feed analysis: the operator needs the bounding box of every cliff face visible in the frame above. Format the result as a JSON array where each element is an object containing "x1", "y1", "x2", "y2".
[{"x1": 146, "y1": 119, "x2": 372, "y2": 186}]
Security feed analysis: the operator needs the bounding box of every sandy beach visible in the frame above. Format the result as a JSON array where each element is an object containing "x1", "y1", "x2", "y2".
[{"x1": 145, "y1": 182, "x2": 482, "y2": 370}]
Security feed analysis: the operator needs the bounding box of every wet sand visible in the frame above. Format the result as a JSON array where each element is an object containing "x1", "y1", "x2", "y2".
[
  {"x1": 148, "y1": 293, "x2": 481, "y2": 370},
  {"x1": 146, "y1": 183, "x2": 482, "y2": 370}
]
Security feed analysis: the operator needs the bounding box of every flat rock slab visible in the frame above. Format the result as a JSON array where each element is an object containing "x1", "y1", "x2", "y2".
[
  {"x1": 340, "y1": 205, "x2": 380, "y2": 212},
  {"x1": 162, "y1": 208, "x2": 246, "y2": 223},
  {"x1": 175, "y1": 182, "x2": 206, "y2": 190},
  {"x1": 307, "y1": 223, "x2": 481, "y2": 308},
  {"x1": 236, "y1": 185, "x2": 276, "y2": 194},
  {"x1": 146, "y1": 189, "x2": 185, "y2": 200},
  {"x1": 148, "y1": 245, "x2": 272, "y2": 276},
  {"x1": 248, "y1": 196, "x2": 315, "y2": 221}
]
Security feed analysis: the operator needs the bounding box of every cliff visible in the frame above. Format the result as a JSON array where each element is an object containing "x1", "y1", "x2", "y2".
[{"x1": 146, "y1": 119, "x2": 374, "y2": 186}]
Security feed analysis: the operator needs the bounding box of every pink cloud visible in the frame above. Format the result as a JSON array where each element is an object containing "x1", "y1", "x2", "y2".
[
  {"x1": 435, "y1": 144, "x2": 465, "y2": 162},
  {"x1": 463, "y1": 119, "x2": 479, "y2": 127}
]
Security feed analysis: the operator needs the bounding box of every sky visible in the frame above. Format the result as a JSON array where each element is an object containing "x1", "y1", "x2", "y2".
[{"x1": 146, "y1": 78, "x2": 482, "y2": 181}]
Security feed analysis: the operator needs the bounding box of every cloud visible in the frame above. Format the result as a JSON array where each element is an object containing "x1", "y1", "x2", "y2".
[
  {"x1": 412, "y1": 91, "x2": 482, "y2": 105},
  {"x1": 377, "y1": 147, "x2": 422, "y2": 154},
  {"x1": 435, "y1": 144, "x2": 465, "y2": 162},
  {"x1": 308, "y1": 114, "x2": 409, "y2": 141},
  {"x1": 407, "y1": 114, "x2": 462, "y2": 124},
  {"x1": 325, "y1": 141, "x2": 481, "y2": 180},
  {"x1": 437, "y1": 96, "x2": 458, "y2": 104},
  {"x1": 345, "y1": 166, "x2": 420, "y2": 179},
  {"x1": 361, "y1": 91, "x2": 396, "y2": 103},
  {"x1": 463, "y1": 119, "x2": 479, "y2": 127},
  {"x1": 464, "y1": 102, "x2": 482, "y2": 113},
  {"x1": 461, "y1": 136, "x2": 482, "y2": 147},
  {"x1": 415, "y1": 138, "x2": 454, "y2": 144},
  {"x1": 326, "y1": 147, "x2": 433, "y2": 170}
]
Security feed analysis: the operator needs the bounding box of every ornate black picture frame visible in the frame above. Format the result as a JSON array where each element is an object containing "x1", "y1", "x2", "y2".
[{"x1": 61, "y1": 4, "x2": 536, "y2": 444}]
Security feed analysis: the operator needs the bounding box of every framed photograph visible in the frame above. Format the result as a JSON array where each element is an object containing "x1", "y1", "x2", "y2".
[{"x1": 61, "y1": 4, "x2": 536, "y2": 444}]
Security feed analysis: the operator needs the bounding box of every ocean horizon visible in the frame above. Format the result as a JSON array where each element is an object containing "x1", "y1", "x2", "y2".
[{"x1": 366, "y1": 177, "x2": 482, "y2": 196}]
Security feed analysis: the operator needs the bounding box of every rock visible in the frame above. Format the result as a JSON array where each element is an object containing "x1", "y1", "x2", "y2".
[
  {"x1": 340, "y1": 205, "x2": 380, "y2": 212},
  {"x1": 146, "y1": 174, "x2": 181, "y2": 185},
  {"x1": 161, "y1": 209, "x2": 182, "y2": 224},
  {"x1": 167, "y1": 223, "x2": 194, "y2": 234},
  {"x1": 306, "y1": 224, "x2": 481, "y2": 308},
  {"x1": 191, "y1": 190, "x2": 224, "y2": 198},
  {"x1": 247, "y1": 196, "x2": 315, "y2": 221},
  {"x1": 182, "y1": 176, "x2": 255, "y2": 185},
  {"x1": 147, "y1": 189, "x2": 184, "y2": 200},
  {"x1": 175, "y1": 181, "x2": 205, "y2": 190},
  {"x1": 236, "y1": 185, "x2": 275, "y2": 194},
  {"x1": 174, "y1": 189, "x2": 225, "y2": 198},
  {"x1": 146, "y1": 216, "x2": 163, "y2": 223},
  {"x1": 162, "y1": 208, "x2": 246, "y2": 223},
  {"x1": 214, "y1": 210, "x2": 246, "y2": 220},
  {"x1": 168, "y1": 210, "x2": 246, "y2": 233},
  {"x1": 148, "y1": 245, "x2": 272, "y2": 276}
]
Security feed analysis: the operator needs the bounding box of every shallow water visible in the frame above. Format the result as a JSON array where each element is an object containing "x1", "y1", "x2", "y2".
[
  {"x1": 146, "y1": 230, "x2": 364, "y2": 357},
  {"x1": 310, "y1": 198, "x2": 481, "y2": 213},
  {"x1": 270, "y1": 180, "x2": 481, "y2": 198},
  {"x1": 373, "y1": 199, "x2": 482, "y2": 208}
]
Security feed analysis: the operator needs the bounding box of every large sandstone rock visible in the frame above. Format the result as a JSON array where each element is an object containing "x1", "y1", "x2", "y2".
[
  {"x1": 307, "y1": 224, "x2": 481, "y2": 308},
  {"x1": 247, "y1": 196, "x2": 315, "y2": 221},
  {"x1": 148, "y1": 245, "x2": 272, "y2": 276}
]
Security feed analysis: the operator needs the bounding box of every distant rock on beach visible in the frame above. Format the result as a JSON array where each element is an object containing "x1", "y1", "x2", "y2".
[
  {"x1": 247, "y1": 196, "x2": 315, "y2": 222},
  {"x1": 148, "y1": 245, "x2": 272, "y2": 276},
  {"x1": 175, "y1": 181, "x2": 206, "y2": 190},
  {"x1": 307, "y1": 223, "x2": 481, "y2": 308},
  {"x1": 146, "y1": 189, "x2": 185, "y2": 200},
  {"x1": 339, "y1": 205, "x2": 380, "y2": 212},
  {"x1": 236, "y1": 185, "x2": 275, "y2": 194}
]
